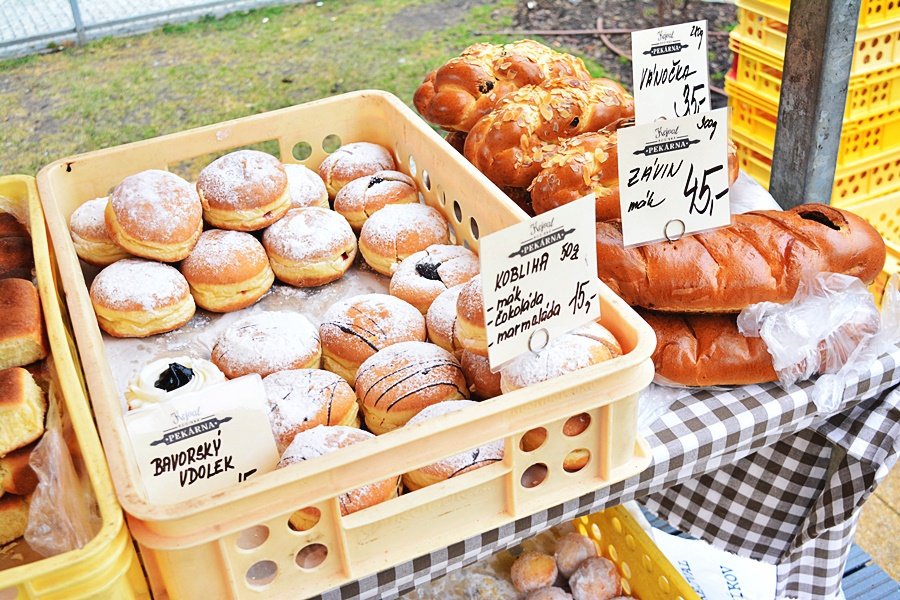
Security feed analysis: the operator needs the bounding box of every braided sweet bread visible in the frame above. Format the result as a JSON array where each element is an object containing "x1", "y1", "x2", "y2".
[
  {"x1": 414, "y1": 40, "x2": 591, "y2": 133},
  {"x1": 463, "y1": 77, "x2": 634, "y2": 189}
]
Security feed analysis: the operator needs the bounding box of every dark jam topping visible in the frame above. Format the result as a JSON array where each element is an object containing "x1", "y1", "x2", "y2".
[
  {"x1": 415, "y1": 258, "x2": 443, "y2": 281},
  {"x1": 367, "y1": 176, "x2": 385, "y2": 188},
  {"x1": 154, "y1": 363, "x2": 195, "y2": 392},
  {"x1": 570, "y1": 117, "x2": 580, "y2": 127},
  {"x1": 477, "y1": 80, "x2": 495, "y2": 94}
]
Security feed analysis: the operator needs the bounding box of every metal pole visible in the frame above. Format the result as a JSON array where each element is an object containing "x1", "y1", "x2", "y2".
[
  {"x1": 768, "y1": 0, "x2": 861, "y2": 208},
  {"x1": 68, "y1": 0, "x2": 87, "y2": 45}
]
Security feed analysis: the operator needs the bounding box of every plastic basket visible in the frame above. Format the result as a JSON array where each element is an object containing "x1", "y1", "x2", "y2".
[
  {"x1": 576, "y1": 506, "x2": 700, "y2": 600},
  {"x1": 35, "y1": 91, "x2": 656, "y2": 600},
  {"x1": 749, "y1": 0, "x2": 900, "y2": 31},
  {"x1": 844, "y1": 193, "x2": 900, "y2": 306},
  {"x1": 0, "y1": 176, "x2": 149, "y2": 599}
]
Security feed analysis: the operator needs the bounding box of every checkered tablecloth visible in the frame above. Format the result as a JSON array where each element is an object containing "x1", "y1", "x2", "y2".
[{"x1": 315, "y1": 346, "x2": 900, "y2": 600}]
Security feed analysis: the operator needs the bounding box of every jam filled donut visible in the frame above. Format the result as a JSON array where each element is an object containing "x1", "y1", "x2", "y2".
[
  {"x1": 89, "y1": 258, "x2": 196, "y2": 338},
  {"x1": 180, "y1": 229, "x2": 274, "y2": 312},
  {"x1": 317, "y1": 142, "x2": 396, "y2": 197},
  {"x1": 124, "y1": 356, "x2": 225, "y2": 410},
  {"x1": 456, "y1": 275, "x2": 487, "y2": 356},
  {"x1": 402, "y1": 400, "x2": 502, "y2": 490},
  {"x1": 69, "y1": 198, "x2": 130, "y2": 266},
  {"x1": 358, "y1": 203, "x2": 450, "y2": 276},
  {"x1": 510, "y1": 552, "x2": 559, "y2": 593},
  {"x1": 333, "y1": 170, "x2": 418, "y2": 231},
  {"x1": 283, "y1": 163, "x2": 328, "y2": 210},
  {"x1": 568, "y1": 556, "x2": 622, "y2": 600},
  {"x1": 356, "y1": 341, "x2": 468, "y2": 434},
  {"x1": 211, "y1": 311, "x2": 321, "y2": 379},
  {"x1": 389, "y1": 244, "x2": 480, "y2": 313},
  {"x1": 425, "y1": 284, "x2": 464, "y2": 355},
  {"x1": 105, "y1": 170, "x2": 203, "y2": 262},
  {"x1": 319, "y1": 293, "x2": 425, "y2": 383},
  {"x1": 263, "y1": 369, "x2": 359, "y2": 453},
  {"x1": 460, "y1": 350, "x2": 501, "y2": 400},
  {"x1": 278, "y1": 425, "x2": 398, "y2": 527},
  {"x1": 262, "y1": 207, "x2": 357, "y2": 287},
  {"x1": 196, "y1": 150, "x2": 291, "y2": 231}
]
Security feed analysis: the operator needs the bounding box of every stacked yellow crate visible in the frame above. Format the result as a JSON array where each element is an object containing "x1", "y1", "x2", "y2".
[{"x1": 726, "y1": 0, "x2": 900, "y2": 207}]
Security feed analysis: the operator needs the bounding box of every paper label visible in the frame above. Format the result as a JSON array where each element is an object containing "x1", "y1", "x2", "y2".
[
  {"x1": 125, "y1": 375, "x2": 279, "y2": 503},
  {"x1": 616, "y1": 107, "x2": 731, "y2": 247},
  {"x1": 480, "y1": 195, "x2": 600, "y2": 371},
  {"x1": 631, "y1": 20, "x2": 711, "y2": 123}
]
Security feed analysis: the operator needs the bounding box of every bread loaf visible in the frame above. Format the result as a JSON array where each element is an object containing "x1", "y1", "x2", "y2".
[
  {"x1": 0, "y1": 212, "x2": 33, "y2": 280},
  {"x1": 464, "y1": 77, "x2": 634, "y2": 189},
  {"x1": 414, "y1": 40, "x2": 591, "y2": 133},
  {"x1": 595, "y1": 205, "x2": 886, "y2": 312},
  {"x1": 0, "y1": 278, "x2": 48, "y2": 370}
]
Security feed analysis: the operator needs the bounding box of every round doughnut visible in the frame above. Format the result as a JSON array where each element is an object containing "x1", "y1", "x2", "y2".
[
  {"x1": 125, "y1": 356, "x2": 225, "y2": 410},
  {"x1": 319, "y1": 293, "x2": 426, "y2": 383},
  {"x1": 89, "y1": 258, "x2": 196, "y2": 338},
  {"x1": 456, "y1": 275, "x2": 487, "y2": 356},
  {"x1": 333, "y1": 170, "x2": 418, "y2": 231},
  {"x1": 555, "y1": 532, "x2": 599, "y2": 578},
  {"x1": 180, "y1": 229, "x2": 274, "y2": 312},
  {"x1": 358, "y1": 203, "x2": 450, "y2": 276},
  {"x1": 460, "y1": 350, "x2": 501, "y2": 400},
  {"x1": 500, "y1": 323, "x2": 622, "y2": 393},
  {"x1": 262, "y1": 207, "x2": 357, "y2": 287},
  {"x1": 402, "y1": 400, "x2": 502, "y2": 491},
  {"x1": 389, "y1": 244, "x2": 480, "y2": 313},
  {"x1": 211, "y1": 311, "x2": 321, "y2": 379},
  {"x1": 278, "y1": 425, "x2": 398, "y2": 525},
  {"x1": 196, "y1": 150, "x2": 291, "y2": 231},
  {"x1": 105, "y1": 170, "x2": 203, "y2": 262},
  {"x1": 526, "y1": 589, "x2": 573, "y2": 600},
  {"x1": 69, "y1": 198, "x2": 130, "y2": 266},
  {"x1": 284, "y1": 163, "x2": 328, "y2": 209},
  {"x1": 425, "y1": 284, "x2": 464, "y2": 355},
  {"x1": 317, "y1": 142, "x2": 396, "y2": 197},
  {"x1": 263, "y1": 369, "x2": 359, "y2": 453},
  {"x1": 510, "y1": 552, "x2": 558, "y2": 593},
  {"x1": 355, "y1": 341, "x2": 468, "y2": 434},
  {"x1": 569, "y1": 557, "x2": 622, "y2": 600}
]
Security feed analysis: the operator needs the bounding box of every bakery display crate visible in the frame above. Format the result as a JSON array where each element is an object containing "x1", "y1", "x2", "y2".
[
  {"x1": 847, "y1": 192, "x2": 900, "y2": 306},
  {"x1": 750, "y1": 0, "x2": 900, "y2": 29},
  {"x1": 35, "y1": 90, "x2": 656, "y2": 600},
  {"x1": 0, "y1": 176, "x2": 149, "y2": 599},
  {"x1": 576, "y1": 506, "x2": 699, "y2": 600}
]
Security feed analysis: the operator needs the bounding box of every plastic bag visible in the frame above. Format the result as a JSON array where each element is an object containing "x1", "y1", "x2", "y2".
[
  {"x1": 729, "y1": 172, "x2": 783, "y2": 214},
  {"x1": 737, "y1": 273, "x2": 898, "y2": 414}
]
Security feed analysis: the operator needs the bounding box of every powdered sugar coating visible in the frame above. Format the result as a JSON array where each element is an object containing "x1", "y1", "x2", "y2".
[
  {"x1": 390, "y1": 245, "x2": 480, "y2": 312},
  {"x1": 69, "y1": 197, "x2": 111, "y2": 240},
  {"x1": 359, "y1": 204, "x2": 450, "y2": 269},
  {"x1": 109, "y1": 170, "x2": 202, "y2": 242},
  {"x1": 90, "y1": 258, "x2": 189, "y2": 311},
  {"x1": 181, "y1": 229, "x2": 268, "y2": 281},
  {"x1": 263, "y1": 207, "x2": 355, "y2": 262},
  {"x1": 211, "y1": 311, "x2": 321, "y2": 378},
  {"x1": 568, "y1": 556, "x2": 622, "y2": 600},
  {"x1": 333, "y1": 170, "x2": 417, "y2": 225},
  {"x1": 318, "y1": 142, "x2": 396, "y2": 194},
  {"x1": 197, "y1": 150, "x2": 287, "y2": 209},
  {"x1": 284, "y1": 164, "x2": 328, "y2": 209},
  {"x1": 426, "y1": 284, "x2": 464, "y2": 352},
  {"x1": 406, "y1": 400, "x2": 503, "y2": 476},
  {"x1": 456, "y1": 275, "x2": 484, "y2": 324},
  {"x1": 320, "y1": 293, "x2": 426, "y2": 358}
]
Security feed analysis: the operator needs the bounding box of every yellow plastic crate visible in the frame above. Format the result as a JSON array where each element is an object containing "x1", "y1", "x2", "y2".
[
  {"x1": 846, "y1": 193, "x2": 900, "y2": 306},
  {"x1": 750, "y1": 0, "x2": 900, "y2": 30},
  {"x1": 576, "y1": 506, "x2": 700, "y2": 600},
  {"x1": 0, "y1": 176, "x2": 149, "y2": 599}
]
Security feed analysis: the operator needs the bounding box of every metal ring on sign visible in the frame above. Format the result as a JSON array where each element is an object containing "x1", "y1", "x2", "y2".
[
  {"x1": 664, "y1": 219, "x2": 686, "y2": 242},
  {"x1": 528, "y1": 328, "x2": 550, "y2": 354}
]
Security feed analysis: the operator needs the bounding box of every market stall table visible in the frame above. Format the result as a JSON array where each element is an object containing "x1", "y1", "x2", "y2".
[{"x1": 312, "y1": 345, "x2": 900, "y2": 600}]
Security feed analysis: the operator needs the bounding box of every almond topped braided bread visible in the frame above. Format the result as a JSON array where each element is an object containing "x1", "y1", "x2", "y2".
[
  {"x1": 464, "y1": 77, "x2": 634, "y2": 189},
  {"x1": 414, "y1": 40, "x2": 591, "y2": 133}
]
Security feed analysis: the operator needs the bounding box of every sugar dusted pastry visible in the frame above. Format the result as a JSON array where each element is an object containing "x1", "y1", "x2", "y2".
[
  {"x1": 69, "y1": 197, "x2": 130, "y2": 266},
  {"x1": 317, "y1": 142, "x2": 396, "y2": 197},
  {"x1": 389, "y1": 244, "x2": 479, "y2": 313},
  {"x1": 358, "y1": 203, "x2": 450, "y2": 276},
  {"x1": 125, "y1": 356, "x2": 225, "y2": 410},
  {"x1": 333, "y1": 170, "x2": 418, "y2": 230},
  {"x1": 510, "y1": 552, "x2": 558, "y2": 593},
  {"x1": 283, "y1": 163, "x2": 328, "y2": 209}
]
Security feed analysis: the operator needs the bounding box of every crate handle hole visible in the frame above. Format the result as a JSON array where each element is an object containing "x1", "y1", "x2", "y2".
[
  {"x1": 453, "y1": 200, "x2": 463, "y2": 223},
  {"x1": 563, "y1": 413, "x2": 591, "y2": 436},
  {"x1": 296, "y1": 543, "x2": 328, "y2": 570},
  {"x1": 519, "y1": 427, "x2": 548, "y2": 452},
  {"x1": 563, "y1": 449, "x2": 590, "y2": 473},
  {"x1": 521, "y1": 463, "x2": 548, "y2": 488},
  {"x1": 236, "y1": 524, "x2": 269, "y2": 550},
  {"x1": 422, "y1": 170, "x2": 431, "y2": 191},
  {"x1": 288, "y1": 507, "x2": 321, "y2": 532},
  {"x1": 322, "y1": 134, "x2": 341, "y2": 154},
  {"x1": 245, "y1": 560, "x2": 278, "y2": 588},
  {"x1": 469, "y1": 217, "x2": 480, "y2": 240},
  {"x1": 292, "y1": 141, "x2": 313, "y2": 161}
]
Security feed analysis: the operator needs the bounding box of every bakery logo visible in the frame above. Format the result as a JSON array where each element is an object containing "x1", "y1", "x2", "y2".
[
  {"x1": 634, "y1": 127, "x2": 700, "y2": 156},
  {"x1": 508, "y1": 224, "x2": 576, "y2": 258},
  {"x1": 150, "y1": 415, "x2": 232, "y2": 446}
]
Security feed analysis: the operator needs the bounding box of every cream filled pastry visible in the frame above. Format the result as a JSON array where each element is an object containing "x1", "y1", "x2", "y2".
[
  {"x1": 125, "y1": 356, "x2": 225, "y2": 410},
  {"x1": 69, "y1": 197, "x2": 130, "y2": 266}
]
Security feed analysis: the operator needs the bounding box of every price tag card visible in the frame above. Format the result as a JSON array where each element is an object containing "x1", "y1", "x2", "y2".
[
  {"x1": 617, "y1": 107, "x2": 731, "y2": 247},
  {"x1": 480, "y1": 195, "x2": 600, "y2": 371},
  {"x1": 125, "y1": 375, "x2": 279, "y2": 504},
  {"x1": 631, "y1": 19, "x2": 711, "y2": 123}
]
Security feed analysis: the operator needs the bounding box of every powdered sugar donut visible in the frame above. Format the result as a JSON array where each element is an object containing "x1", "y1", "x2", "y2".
[
  {"x1": 425, "y1": 284, "x2": 464, "y2": 355},
  {"x1": 569, "y1": 556, "x2": 622, "y2": 600},
  {"x1": 211, "y1": 311, "x2": 321, "y2": 378},
  {"x1": 263, "y1": 369, "x2": 359, "y2": 453},
  {"x1": 510, "y1": 552, "x2": 558, "y2": 593},
  {"x1": 105, "y1": 170, "x2": 203, "y2": 262},
  {"x1": 526, "y1": 589, "x2": 573, "y2": 600},
  {"x1": 402, "y1": 400, "x2": 503, "y2": 490},
  {"x1": 333, "y1": 170, "x2": 418, "y2": 230},
  {"x1": 69, "y1": 198, "x2": 130, "y2": 266},
  {"x1": 460, "y1": 350, "x2": 501, "y2": 400},
  {"x1": 197, "y1": 150, "x2": 291, "y2": 231},
  {"x1": 262, "y1": 207, "x2": 357, "y2": 287},
  {"x1": 389, "y1": 244, "x2": 480, "y2": 313},
  {"x1": 89, "y1": 258, "x2": 195, "y2": 338},
  {"x1": 283, "y1": 163, "x2": 328, "y2": 209},
  {"x1": 456, "y1": 275, "x2": 487, "y2": 356},
  {"x1": 555, "y1": 532, "x2": 599, "y2": 578},
  {"x1": 358, "y1": 203, "x2": 450, "y2": 276},
  {"x1": 317, "y1": 142, "x2": 396, "y2": 197}
]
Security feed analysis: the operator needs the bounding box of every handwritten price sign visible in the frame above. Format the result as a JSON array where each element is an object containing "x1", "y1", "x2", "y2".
[
  {"x1": 631, "y1": 20, "x2": 711, "y2": 124},
  {"x1": 480, "y1": 195, "x2": 600, "y2": 371},
  {"x1": 616, "y1": 107, "x2": 731, "y2": 247}
]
